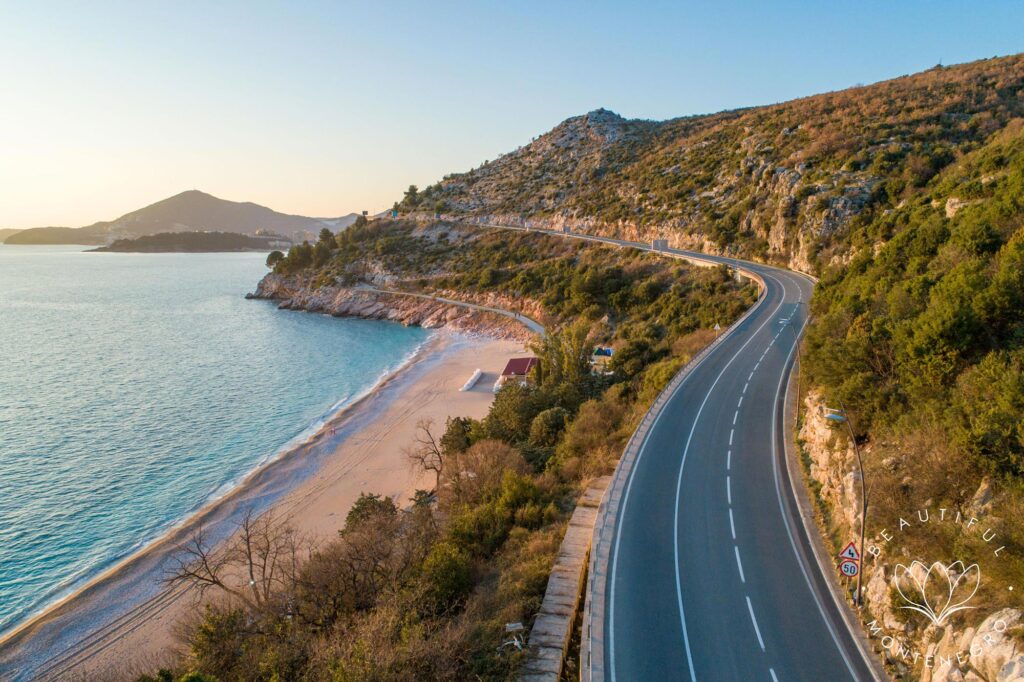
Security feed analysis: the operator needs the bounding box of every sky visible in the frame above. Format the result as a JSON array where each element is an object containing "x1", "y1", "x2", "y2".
[{"x1": 1, "y1": 1, "x2": 1022, "y2": 229}]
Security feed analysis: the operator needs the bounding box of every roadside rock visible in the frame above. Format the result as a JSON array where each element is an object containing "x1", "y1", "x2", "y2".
[{"x1": 801, "y1": 390, "x2": 1024, "y2": 681}]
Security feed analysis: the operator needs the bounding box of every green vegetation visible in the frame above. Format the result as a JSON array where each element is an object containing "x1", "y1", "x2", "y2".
[
  {"x1": 92, "y1": 231, "x2": 288, "y2": 253},
  {"x1": 399, "y1": 56, "x2": 1024, "y2": 268},
  {"x1": 148, "y1": 220, "x2": 754, "y2": 681},
  {"x1": 804, "y1": 121, "x2": 1024, "y2": 614},
  {"x1": 266, "y1": 250, "x2": 284, "y2": 268},
  {"x1": 143, "y1": 53, "x2": 1024, "y2": 677}
]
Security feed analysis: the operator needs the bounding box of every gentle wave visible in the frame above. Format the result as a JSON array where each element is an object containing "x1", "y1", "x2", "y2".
[{"x1": 0, "y1": 246, "x2": 431, "y2": 636}]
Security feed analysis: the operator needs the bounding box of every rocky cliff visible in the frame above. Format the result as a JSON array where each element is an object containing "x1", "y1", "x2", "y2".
[
  {"x1": 249, "y1": 273, "x2": 536, "y2": 342},
  {"x1": 799, "y1": 392, "x2": 1024, "y2": 681}
]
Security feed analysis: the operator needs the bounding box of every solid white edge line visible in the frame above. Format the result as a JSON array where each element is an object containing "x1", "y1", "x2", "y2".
[
  {"x1": 668, "y1": 282, "x2": 788, "y2": 682},
  {"x1": 746, "y1": 596, "x2": 766, "y2": 651},
  {"x1": 608, "y1": 279, "x2": 772, "y2": 682},
  {"x1": 769, "y1": 281, "x2": 861, "y2": 681},
  {"x1": 734, "y1": 545, "x2": 745, "y2": 582},
  {"x1": 485, "y1": 224, "x2": 786, "y2": 682}
]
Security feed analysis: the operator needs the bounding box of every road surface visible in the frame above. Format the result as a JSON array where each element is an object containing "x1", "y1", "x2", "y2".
[
  {"x1": 476, "y1": 224, "x2": 881, "y2": 681},
  {"x1": 355, "y1": 283, "x2": 546, "y2": 336}
]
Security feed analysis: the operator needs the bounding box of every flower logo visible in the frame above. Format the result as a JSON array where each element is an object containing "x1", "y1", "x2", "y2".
[{"x1": 894, "y1": 560, "x2": 981, "y2": 626}]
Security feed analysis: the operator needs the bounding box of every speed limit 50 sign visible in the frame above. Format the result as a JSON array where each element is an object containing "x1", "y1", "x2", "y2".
[{"x1": 839, "y1": 559, "x2": 859, "y2": 577}]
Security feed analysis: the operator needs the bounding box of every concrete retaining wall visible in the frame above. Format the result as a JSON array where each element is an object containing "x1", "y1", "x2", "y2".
[{"x1": 519, "y1": 477, "x2": 611, "y2": 681}]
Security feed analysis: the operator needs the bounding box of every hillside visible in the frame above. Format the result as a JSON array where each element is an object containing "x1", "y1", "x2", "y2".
[
  {"x1": 402, "y1": 54, "x2": 1024, "y2": 273},
  {"x1": 394, "y1": 54, "x2": 1024, "y2": 679},
  {"x1": 0, "y1": 229, "x2": 22, "y2": 241},
  {"x1": 5, "y1": 191, "x2": 359, "y2": 245},
  {"x1": 91, "y1": 231, "x2": 289, "y2": 253},
  {"x1": 141, "y1": 220, "x2": 756, "y2": 681}
]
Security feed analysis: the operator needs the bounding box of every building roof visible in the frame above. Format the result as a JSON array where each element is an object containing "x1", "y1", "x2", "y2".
[{"x1": 501, "y1": 357, "x2": 539, "y2": 377}]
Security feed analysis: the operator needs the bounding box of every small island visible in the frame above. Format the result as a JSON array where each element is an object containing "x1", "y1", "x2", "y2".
[{"x1": 90, "y1": 231, "x2": 291, "y2": 253}]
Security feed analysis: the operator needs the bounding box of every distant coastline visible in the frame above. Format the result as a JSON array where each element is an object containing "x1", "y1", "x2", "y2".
[{"x1": 90, "y1": 231, "x2": 289, "y2": 253}]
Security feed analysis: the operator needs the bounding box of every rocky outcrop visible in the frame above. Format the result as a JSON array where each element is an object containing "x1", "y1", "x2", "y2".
[
  {"x1": 249, "y1": 274, "x2": 535, "y2": 342},
  {"x1": 799, "y1": 392, "x2": 1024, "y2": 681}
]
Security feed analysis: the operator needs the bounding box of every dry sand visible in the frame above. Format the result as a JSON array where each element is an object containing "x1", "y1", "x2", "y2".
[{"x1": 0, "y1": 332, "x2": 528, "y2": 681}]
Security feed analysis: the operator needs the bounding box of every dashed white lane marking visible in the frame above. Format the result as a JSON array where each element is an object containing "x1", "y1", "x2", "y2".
[
  {"x1": 732, "y1": 411, "x2": 738, "y2": 425},
  {"x1": 729, "y1": 508, "x2": 737, "y2": 540},
  {"x1": 770, "y1": 668, "x2": 779, "y2": 682},
  {"x1": 727, "y1": 449, "x2": 731, "y2": 469},
  {"x1": 734, "y1": 545, "x2": 745, "y2": 582},
  {"x1": 737, "y1": 396, "x2": 743, "y2": 408},
  {"x1": 729, "y1": 429, "x2": 734, "y2": 445},
  {"x1": 727, "y1": 475, "x2": 732, "y2": 504},
  {"x1": 748, "y1": 371, "x2": 754, "y2": 382},
  {"x1": 747, "y1": 596, "x2": 766, "y2": 651},
  {"x1": 743, "y1": 382, "x2": 749, "y2": 393}
]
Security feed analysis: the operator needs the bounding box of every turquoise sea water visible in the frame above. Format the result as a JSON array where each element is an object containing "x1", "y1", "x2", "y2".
[{"x1": 0, "y1": 245, "x2": 429, "y2": 635}]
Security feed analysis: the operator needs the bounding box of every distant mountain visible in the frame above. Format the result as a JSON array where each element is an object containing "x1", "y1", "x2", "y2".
[
  {"x1": 0, "y1": 229, "x2": 22, "y2": 241},
  {"x1": 91, "y1": 231, "x2": 290, "y2": 253},
  {"x1": 5, "y1": 191, "x2": 360, "y2": 245}
]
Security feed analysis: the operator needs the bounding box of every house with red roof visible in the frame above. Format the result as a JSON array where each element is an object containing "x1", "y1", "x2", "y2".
[{"x1": 493, "y1": 357, "x2": 539, "y2": 393}]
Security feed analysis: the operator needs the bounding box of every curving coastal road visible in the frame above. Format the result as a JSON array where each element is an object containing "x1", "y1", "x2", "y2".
[{"x1": 474, "y1": 223, "x2": 882, "y2": 681}]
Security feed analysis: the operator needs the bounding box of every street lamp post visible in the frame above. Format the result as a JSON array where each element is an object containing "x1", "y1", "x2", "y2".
[{"x1": 837, "y1": 399, "x2": 867, "y2": 608}]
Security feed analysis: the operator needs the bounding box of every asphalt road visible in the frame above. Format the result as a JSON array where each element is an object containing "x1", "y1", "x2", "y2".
[
  {"x1": 604, "y1": 256, "x2": 879, "y2": 681},
  {"x1": 479, "y1": 225, "x2": 880, "y2": 681}
]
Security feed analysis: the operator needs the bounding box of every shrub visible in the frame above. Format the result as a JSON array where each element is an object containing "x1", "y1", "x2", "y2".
[
  {"x1": 528, "y1": 407, "x2": 569, "y2": 447},
  {"x1": 420, "y1": 542, "x2": 472, "y2": 610}
]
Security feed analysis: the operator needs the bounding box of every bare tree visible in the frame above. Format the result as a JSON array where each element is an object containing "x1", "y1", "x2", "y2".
[
  {"x1": 404, "y1": 418, "x2": 444, "y2": 489},
  {"x1": 166, "y1": 509, "x2": 303, "y2": 613}
]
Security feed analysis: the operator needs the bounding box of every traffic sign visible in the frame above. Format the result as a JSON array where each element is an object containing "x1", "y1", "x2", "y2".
[
  {"x1": 839, "y1": 542, "x2": 860, "y2": 561},
  {"x1": 839, "y1": 560, "x2": 859, "y2": 577}
]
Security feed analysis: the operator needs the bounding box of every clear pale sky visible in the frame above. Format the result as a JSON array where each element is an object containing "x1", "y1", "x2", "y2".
[{"x1": 1, "y1": 1, "x2": 1021, "y2": 229}]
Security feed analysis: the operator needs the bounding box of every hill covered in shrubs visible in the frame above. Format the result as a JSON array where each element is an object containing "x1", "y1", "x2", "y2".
[{"x1": 401, "y1": 55, "x2": 1024, "y2": 275}]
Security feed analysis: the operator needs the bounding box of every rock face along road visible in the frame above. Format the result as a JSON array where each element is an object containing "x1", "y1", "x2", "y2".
[{"x1": 474, "y1": 223, "x2": 882, "y2": 681}]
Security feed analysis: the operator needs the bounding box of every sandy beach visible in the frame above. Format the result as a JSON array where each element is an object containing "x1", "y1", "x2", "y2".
[{"x1": 0, "y1": 331, "x2": 528, "y2": 681}]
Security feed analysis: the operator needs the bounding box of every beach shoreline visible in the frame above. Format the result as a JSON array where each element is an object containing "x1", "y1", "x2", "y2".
[{"x1": 0, "y1": 329, "x2": 527, "y2": 680}]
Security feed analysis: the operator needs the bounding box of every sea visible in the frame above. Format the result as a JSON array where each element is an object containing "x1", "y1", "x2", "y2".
[{"x1": 0, "y1": 244, "x2": 429, "y2": 636}]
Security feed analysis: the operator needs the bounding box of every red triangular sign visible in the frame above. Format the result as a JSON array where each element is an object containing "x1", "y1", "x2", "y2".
[{"x1": 839, "y1": 542, "x2": 860, "y2": 561}]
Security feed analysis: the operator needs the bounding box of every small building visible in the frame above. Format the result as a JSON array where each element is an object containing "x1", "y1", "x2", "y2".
[
  {"x1": 591, "y1": 346, "x2": 614, "y2": 373},
  {"x1": 493, "y1": 357, "x2": 539, "y2": 393}
]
